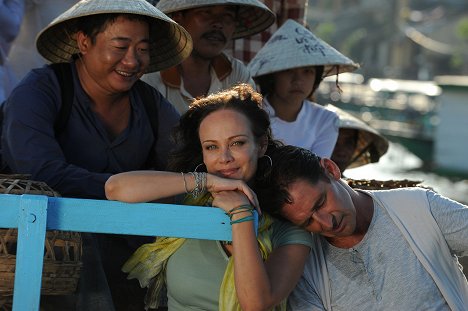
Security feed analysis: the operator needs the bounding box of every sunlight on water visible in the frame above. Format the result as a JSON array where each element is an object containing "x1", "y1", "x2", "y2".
[{"x1": 345, "y1": 142, "x2": 468, "y2": 204}]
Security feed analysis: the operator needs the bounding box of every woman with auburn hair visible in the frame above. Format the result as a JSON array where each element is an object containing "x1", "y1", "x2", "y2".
[{"x1": 106, "y1": 84, "x2": 313, "y2": 311}]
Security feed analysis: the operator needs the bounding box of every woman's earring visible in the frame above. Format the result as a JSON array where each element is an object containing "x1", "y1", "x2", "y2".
[{"x1": 262, "y1": 155, "x2": 273, "y2": 168}]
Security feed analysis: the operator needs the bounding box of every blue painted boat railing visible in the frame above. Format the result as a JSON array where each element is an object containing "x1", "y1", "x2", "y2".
[{"x1": 0, "y1": 193, "x2": 257, "y2": 311}]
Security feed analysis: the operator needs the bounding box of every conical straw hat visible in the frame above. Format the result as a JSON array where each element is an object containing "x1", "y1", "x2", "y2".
[
  {"x1": 36, "y1": 0, "x2": 193, "y2": 73},
  {"x1": 156, "y1": 0, "x2": 275, "y2": 39},
  {"x1": 325, "y1": 104, "x2": 389, "y2": 169},
  {"x1": 249, "y1": 19, "x2": 359, "y2": 78}
]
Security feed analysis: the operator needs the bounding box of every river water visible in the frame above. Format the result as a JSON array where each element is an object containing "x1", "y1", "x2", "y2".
[{"x1": 344, "y1": 142, "x2": 468, "y2": 204}]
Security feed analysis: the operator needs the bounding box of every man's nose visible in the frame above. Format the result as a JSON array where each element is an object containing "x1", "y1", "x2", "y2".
[
  {"x1": 211, "y1": 15, "x2": 224, "y2": 29},
  {"x1": 312, "y1": 211, "x2": 334, "y2": 231},
  {"x1": 122, "y1": 48, "x2": 139, "y2": 67}
]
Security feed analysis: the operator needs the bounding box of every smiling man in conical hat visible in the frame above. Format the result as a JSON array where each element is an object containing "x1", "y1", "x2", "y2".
[
  {"x1": 1, "y1": 0, "x2": 192, "y2": 308},
  {"x1": 143, "y1": 0, "x2": 275, "y2": 114}
]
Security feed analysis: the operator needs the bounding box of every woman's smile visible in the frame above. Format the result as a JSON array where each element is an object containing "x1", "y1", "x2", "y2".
[{"x1": 199, "y1": 109, "x2": 263, "y2": 183}]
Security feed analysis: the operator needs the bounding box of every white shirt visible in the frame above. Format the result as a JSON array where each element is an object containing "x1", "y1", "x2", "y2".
[
  {"x1": 142, "y1": 52, "x2": 254, "y2": 114},
  {"x1": 264, "y1": 98, "x2": 339, "y2": 158}
]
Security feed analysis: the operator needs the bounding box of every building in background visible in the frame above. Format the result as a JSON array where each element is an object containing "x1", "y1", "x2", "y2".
[{"x1": 307, "y1": 0, "x2": 468, "y2": 80}]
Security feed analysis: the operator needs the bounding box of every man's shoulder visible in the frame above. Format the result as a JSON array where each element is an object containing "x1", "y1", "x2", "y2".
[
  {"x1": 5, "y1": 65, "x2": 61, "y2": 108},
  {"x1": 364, "y1": 188, "x2": 432, "y2": 219},
  {"x1": 211, "y1": 52, "x2": 252, "y2": 85},
  {"x1": 132, "y1": 79, "x2": 179, "y2": 114},
  {"x1": 15, "y1": 65, "x2": 58, "y2": 87},
  {"x1": 141, "y1": 71, "x2": 165, "y2": 90},
  {"x1": 367, "y1": 187, "x2": 429, "y2": 200},
  {"x1": 222, "y1": 52, "x2": 251, "y2": 77}
]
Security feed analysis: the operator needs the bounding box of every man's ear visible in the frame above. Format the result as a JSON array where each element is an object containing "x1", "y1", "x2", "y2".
[
  {"x1": 321, "y1": 158, "x2": 341, "y2": 180},
  {"x1": 76, "y1": 31, "x2": 91, "y2": 54}
]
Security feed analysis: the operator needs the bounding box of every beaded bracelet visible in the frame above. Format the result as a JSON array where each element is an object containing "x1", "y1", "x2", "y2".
[
  {"x1": 230, "y1": 215, "x2": 254, "y2": 225},
  {"x1": 226, "y1": 206, "x2": 253, "y2": 221},
  {"x1": 226, "y1": 204, "x2": 254, "y2": 216},
  {"x1": 229, "y1": 210, "x2": 253, "y2": 217}
]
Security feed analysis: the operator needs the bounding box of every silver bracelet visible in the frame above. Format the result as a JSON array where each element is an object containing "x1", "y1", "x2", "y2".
[
  {"x1": 181, "y1": 172, "x2": 189, "y2": 193},
  {"x1": 189, "y1": 172, "x2": 207, "y2": 198},
  {"x1": 194, "y1": 172, "x2": 203, "y2": 197},
  {"x1": 186, "y1": 172, "x2": 197, "y2": 197}
]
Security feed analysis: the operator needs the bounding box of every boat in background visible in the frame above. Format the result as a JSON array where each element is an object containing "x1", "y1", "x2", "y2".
[{"x1": 317, "y1": 74, "x2": 441, "y2": 166}]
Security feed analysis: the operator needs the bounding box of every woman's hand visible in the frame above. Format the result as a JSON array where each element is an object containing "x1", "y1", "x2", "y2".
[
  {"x1": 211, "y1": 190, "x2": 253, "y2": 214},
  {"x1": 207, "y1": 174, "x2": 260, "y2": 211}
]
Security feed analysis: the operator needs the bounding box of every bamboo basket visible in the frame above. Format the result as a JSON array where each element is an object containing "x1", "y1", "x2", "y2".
[
  {"x1": 0, "y1": 176, "x2": 82, "y2": 309},
  {"x1": 345, "y1": 178, "x2": 426, "y2": 190}
]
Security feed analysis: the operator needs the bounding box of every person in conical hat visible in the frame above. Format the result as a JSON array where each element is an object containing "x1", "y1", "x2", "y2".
[
  {"x1": 143, "y1": 0, "x2": 276, "y2": 113},
  {"x1": 226, "y1": 0, "x2": 309, "y2": 64},
  {"x1": 248, "y1": 19, "x2": 359, "y2": 158},
  {"x1": 3, "y1": 0, "x2": 193, "y2": 194},
  {"x1": 1, "y1": 0, "x2": 192, "y2": 308},
  {"x1": 326, "y1": 104, "x2": 389, "y2": 173}
]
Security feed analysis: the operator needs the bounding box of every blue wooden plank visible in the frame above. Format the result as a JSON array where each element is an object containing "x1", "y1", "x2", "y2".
[
  {"x1": 12, "y1": 195, "x2": 48, "y2": 311},
  {"x1": 46, "y1": 197, "x2": 253, "y2": 241},
  {"x1": 0, "y1": 194, "x2": 259, "y2": 311},
  {"x1": 1, "y1": 194, "x2": 259, "y2": 240},
  {"x1": 0, "y1": 194, "x2": 22, "y2": 228}
]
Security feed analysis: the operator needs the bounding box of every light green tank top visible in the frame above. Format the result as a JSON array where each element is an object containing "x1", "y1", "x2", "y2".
[{"x1": 166, "y1": 219, "x2": 313, "y2": 310}]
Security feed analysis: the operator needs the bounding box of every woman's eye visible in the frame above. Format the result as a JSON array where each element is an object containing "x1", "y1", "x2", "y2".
[
  {"x1": 231, "y1": 140, "x2": 245, "y2": 147},
  {"x1": 205, "y1": 145, "x2": 217, "y2": 150}
]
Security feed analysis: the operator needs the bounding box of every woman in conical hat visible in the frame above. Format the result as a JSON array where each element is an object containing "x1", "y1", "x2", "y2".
[
  {"x1": 248, "y1": 19, "x2": 359, "y2": 158},
  {"x1": 325, "y1": 104, "x2": 389, "y2": 173}
]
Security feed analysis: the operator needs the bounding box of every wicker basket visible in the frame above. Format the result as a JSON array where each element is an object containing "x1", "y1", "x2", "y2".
[
  {"x1": 0, "y1": 176, "x2": 82, "y2": 307},
  {"x1": 345, "y1": 178, "x2": 426, "y2": 190}
]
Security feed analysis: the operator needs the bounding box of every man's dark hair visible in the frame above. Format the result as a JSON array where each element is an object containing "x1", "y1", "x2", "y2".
[
  {"x1": 256, "y1": 145, "x2": 329, "y2": 219},
  {"x1": 70, "y1": 13, "x2": 155, "y2": 44}
]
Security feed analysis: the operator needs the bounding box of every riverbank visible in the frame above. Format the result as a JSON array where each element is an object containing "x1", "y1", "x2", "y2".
[{"x1": 345, "y1": 142, "x2": 468, "y2": 204}]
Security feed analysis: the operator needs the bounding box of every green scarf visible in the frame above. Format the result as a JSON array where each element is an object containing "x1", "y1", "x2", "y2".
[{"x1": 122, "y1": 193, "x2": 286, "y2": 311}]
